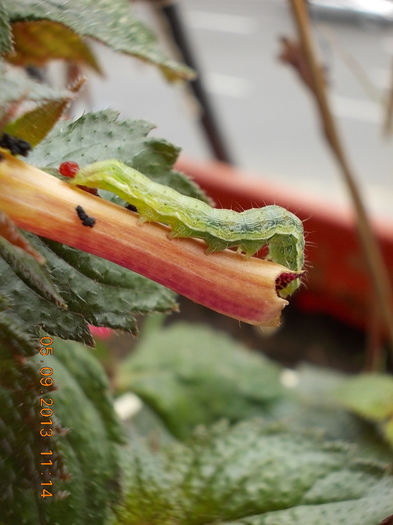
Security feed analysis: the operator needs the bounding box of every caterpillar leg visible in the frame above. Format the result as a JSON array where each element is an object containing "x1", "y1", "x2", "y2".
[
  {"x1": 136, "y1": 204, "x2": 162, "y2": 224},
  {"x1": 167, "y1": 221, "x2": 194, "y2": 239},
  {"x1": 204, "y1": 238, "x2": 230, "y2": 254},
  {"x1": 238, "y1": 240, "x2": 263, "y2": 258}
]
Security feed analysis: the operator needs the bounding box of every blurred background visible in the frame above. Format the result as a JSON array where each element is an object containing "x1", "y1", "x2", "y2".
[{"x1": 74, "y1": 0, "x2": 393, "y2": 220}]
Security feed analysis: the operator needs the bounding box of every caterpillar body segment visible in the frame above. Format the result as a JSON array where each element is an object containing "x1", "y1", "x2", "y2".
[{"x1": 71, "y1": 160, "x2": 304, "y2": 296}]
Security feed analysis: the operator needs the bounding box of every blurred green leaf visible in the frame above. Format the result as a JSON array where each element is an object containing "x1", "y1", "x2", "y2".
[
  {"x1": 0, "y1": 333, "x2": 125, "y2": 524},
  {"x1": 7, "y1": 0, "x2": 194, "y2": 80},
  {"x1": 29, "y1": 110, "x2": 210, "y2": 202},
  {"x1": 116, "y1": 420, "x2": 393, "y2": 525},
  {"x1": 126, "y1": 402, "x2": 175, "y2": 447},
  {"x1": 0, "y1": 235, "x2": 66, "y2": 308},
  {"x1": 116, "y1": 322, "x2": 284, "y2": 438},
  {"x1": 117, "y1": 322, "x2": 393, "y2": 463},
  {"x1": 6, "y1": 20, "x2": 101, "y2": 71},
  {"x1": 33, "y1": 339, "x2": 125, "y2": 525},
  {"x1": 334, "y1": 374, "x2": 393, "y2": 449},
  {"x1": 268, "y1": 365, "x2": 393, "y2": 464},
  {"x1": 0, "y1": 326, "x2": 61, "y2": 525},
  {"x1": 334, "y1": 374, "x2": 393, "y2": 421}
]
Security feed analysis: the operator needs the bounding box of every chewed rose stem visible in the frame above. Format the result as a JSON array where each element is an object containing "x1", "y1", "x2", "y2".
[{"x1": 0, "y1": 149, "x2": 301, "y2": 327}]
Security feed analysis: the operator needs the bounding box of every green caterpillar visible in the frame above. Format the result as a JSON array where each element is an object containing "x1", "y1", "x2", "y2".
[{"x1": 71, "y1": 160, "x2": 304, "y2": 296}]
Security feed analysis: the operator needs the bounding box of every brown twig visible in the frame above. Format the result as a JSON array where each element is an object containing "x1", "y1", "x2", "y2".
[
  {"x1": 279, "y1": 36, "x2": 317, "y2": 92},
  {"x1": 288, "y1": 0, "x2": 393, "y2": 360}
]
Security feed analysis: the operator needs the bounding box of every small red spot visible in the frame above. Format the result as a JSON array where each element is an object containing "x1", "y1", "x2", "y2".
[
  {"x1": 89, "y1": 325, "x2": 113, "y2": 339},
  {"x1": 59, "y1": 161, "x2": 80, "y2": 178}
]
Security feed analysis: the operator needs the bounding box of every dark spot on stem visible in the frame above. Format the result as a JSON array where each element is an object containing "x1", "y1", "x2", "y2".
[
  {"x1": 126, "y1": 204, "x2": 138, "y2": 212},
  {"x1": 75, "y1": 205, "x2": 96, "y2": 228},
  {"x1": 0, "y1": 133, "x2": 31, "y2": 157}
]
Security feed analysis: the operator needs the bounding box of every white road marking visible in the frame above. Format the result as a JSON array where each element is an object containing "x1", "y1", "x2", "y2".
[
  {"x1": 370, "y1": 68, "x2": 390, "y2": 90},
  {"x1": 186, "y1": 11, "x2": 259, "y2": 35},
  {"x1": 330, "y1": 93, "x2": 381, "y2": 123},
  {"x1": 205, "y1": 72, "x2": 253, "y2": 99},
  {"x1": 381, "y1": 35, "x2": 393, "y2": 54}
]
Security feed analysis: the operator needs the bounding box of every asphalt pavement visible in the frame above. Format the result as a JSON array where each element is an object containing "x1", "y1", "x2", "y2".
[{"x1": 79, "y1": 0, "x2": 393, "y2": 222}]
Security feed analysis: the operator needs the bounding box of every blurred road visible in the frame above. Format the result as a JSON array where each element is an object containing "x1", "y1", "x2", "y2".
[{"x1": 81, "y1": 0, "x2": 393, "y2": 221}]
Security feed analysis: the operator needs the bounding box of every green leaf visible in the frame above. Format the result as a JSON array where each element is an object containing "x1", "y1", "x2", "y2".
[
  {"x1": 116, "y1": 420, "x2": 393, "y2": 525},
  {"x1": 334, "y1": 374, "x2": 393, "y2": 449},
  {"x1": 29, "y1": 110, "x2": 210, "y2": 202},
  {"x1": 53, "y1": 339, "x2": 124, "y2": 444},
  {"x1": 6, "y1": 20, "x2": 101, "y2": 72},
  {"x1": 5, "y1": 97, "x2": 72, "y2": 147},
  {"x1": 7, "y1": 0, "x2": 194, "y2": 80},
  {"x1": 266, "y1": 365, "x2": 393, "y2": 464},
  {"x1": 0, "y1": 252, "x2": 94, "y2": 344},
  {"x1": 34, "y1": 339, "x2": 125, "y2": 524},
  {"x1": 0, "y1": 235, "x2": 66, "y2": 308},
  {"x1": 0, "y1": 317, "x2": 65, "y2": 525},
  {"x1": 0, "y1": 208, "x2": 44, "y2": 262},
  {"x1": 116, "y1": 322, "x2": 284, "y2": 438},
  {"x1": 0, "y1": 0, "x2": 12, "y2": 54},
  {"x1": 0, "y1": 334, "x2": 125, "y2": 524},
  {"x1": 0, "y1": 309, "x2": 38, "y2": 358},
  {"x1": 334, "y1": 374, "x2": 393, "y2": 421}
]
